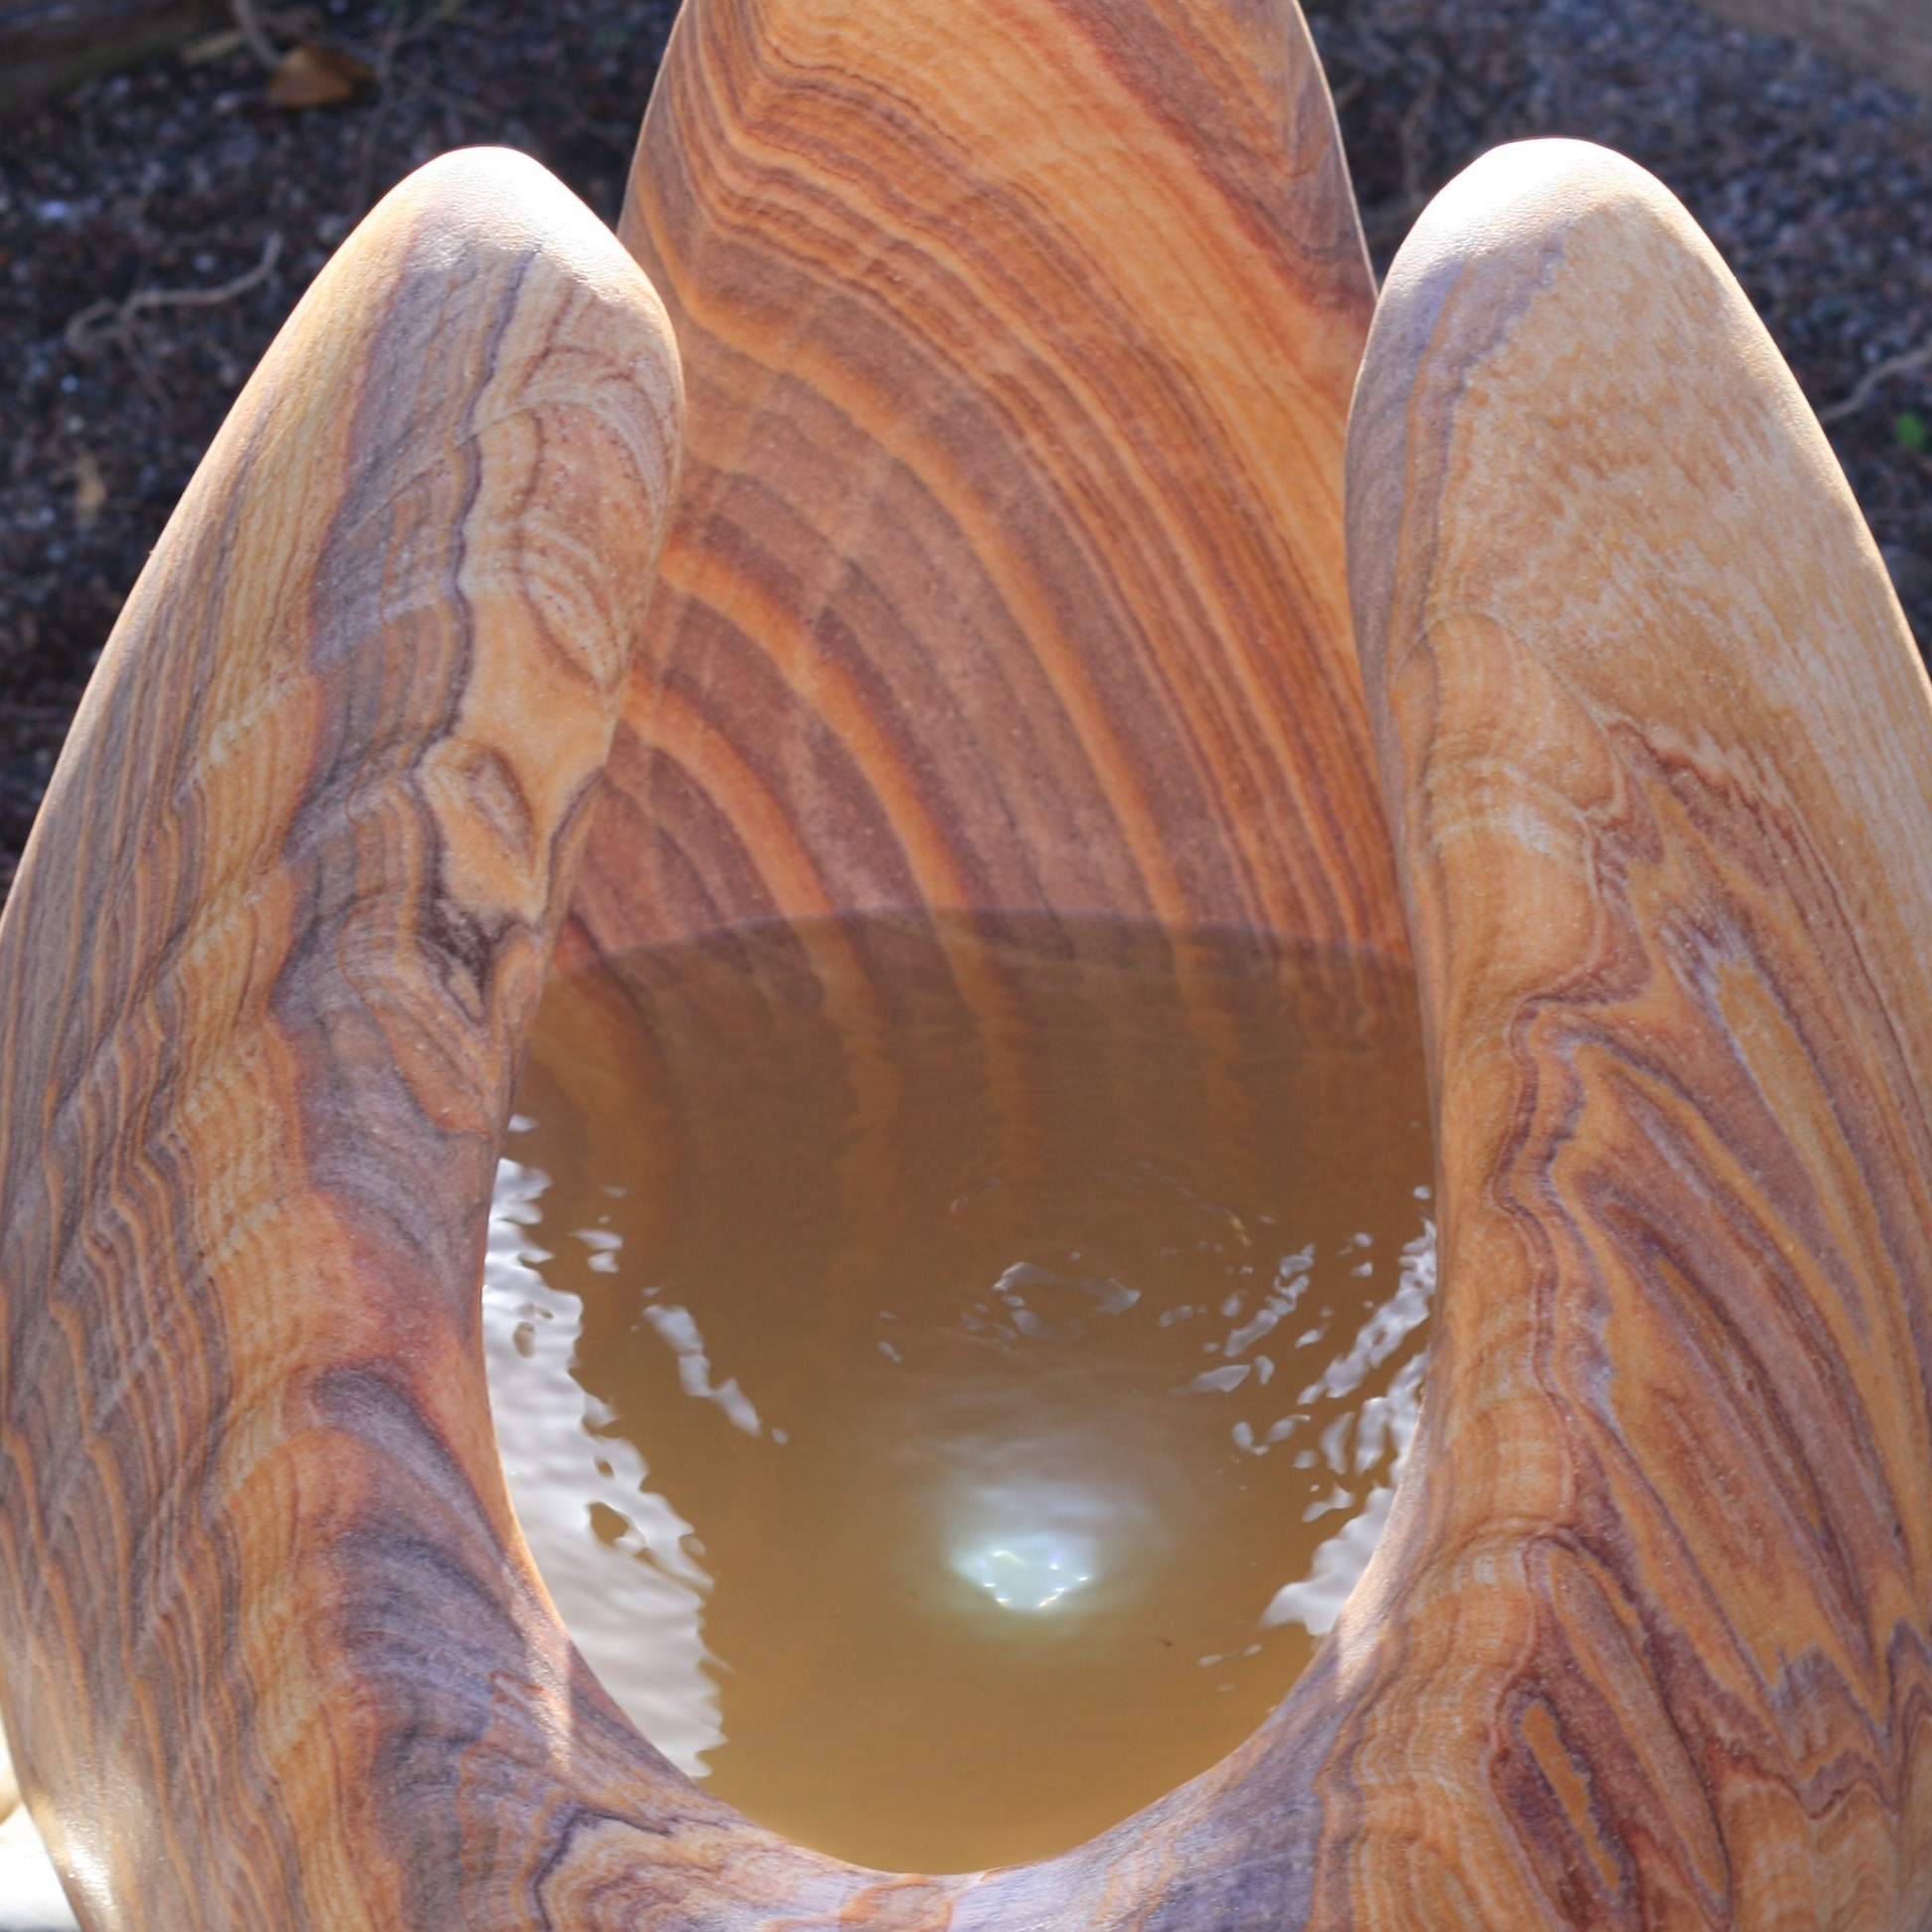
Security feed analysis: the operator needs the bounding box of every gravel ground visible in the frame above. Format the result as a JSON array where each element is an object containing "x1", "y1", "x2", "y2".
[{"x1": 0, "y1": 0, "x2": 1927, "y2": 901}]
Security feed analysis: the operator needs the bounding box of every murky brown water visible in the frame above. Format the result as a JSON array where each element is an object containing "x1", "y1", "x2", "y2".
[{"x1": 486, "y1": 914, "x2": 1433, "y2": 1874}]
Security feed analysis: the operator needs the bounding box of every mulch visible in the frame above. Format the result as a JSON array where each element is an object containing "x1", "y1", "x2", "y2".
[{"x1": 0, "y1": 0, "x2": 1927, "y2": 899}]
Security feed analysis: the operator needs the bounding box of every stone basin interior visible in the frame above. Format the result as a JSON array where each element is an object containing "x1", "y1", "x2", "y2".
[{"x1": 483, "y1": 911, "x2": 1435, "y2": 1872}]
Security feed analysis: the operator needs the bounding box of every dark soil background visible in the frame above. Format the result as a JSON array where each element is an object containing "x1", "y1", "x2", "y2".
[{"x1": 0, "y1": 0, "x2": 1928, "y2": 902}]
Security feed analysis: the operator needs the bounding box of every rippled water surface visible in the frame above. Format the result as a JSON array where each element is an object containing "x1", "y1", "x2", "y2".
[{"x1": 485, "y1": 915, "x2": 1434, "y2": 1873}]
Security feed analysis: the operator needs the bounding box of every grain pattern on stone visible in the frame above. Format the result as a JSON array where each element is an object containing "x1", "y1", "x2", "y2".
[
  {"x1": 1340, "y1": 138, "x2": 1932, "y2": 1930},
  {"x1": 0, "y1": 148, "x2": 686, "y2": 1930},
  {"x1": 13, "y1": 62, "x2": 1927, "y2": 1932},
  {"x1": 569, "y1": 0, "x2": 1403, "y2": 969}
]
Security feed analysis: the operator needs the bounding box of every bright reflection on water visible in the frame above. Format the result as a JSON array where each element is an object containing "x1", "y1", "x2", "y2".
[
  {"x1": 957, "y1": 1534, "x2": 1094, "y2": 1610},
  {"x1": 484, "y1": 1163, "x2": 721, "y2": 1774},
  {"x1": 484, "y1": 915, "x2": 1435, "y2": 1875}
]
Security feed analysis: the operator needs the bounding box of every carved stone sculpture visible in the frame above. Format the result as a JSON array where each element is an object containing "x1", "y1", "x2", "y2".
[{"x1": 2, "y1": 7, "x2": 1929, "y2": 1929}]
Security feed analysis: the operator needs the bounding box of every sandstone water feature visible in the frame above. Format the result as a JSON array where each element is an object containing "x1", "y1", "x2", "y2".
[
  {"x1": 483, "y1": 914, "x2": 1434, "y2": 1872},
  {"x1": 5, "y1": 0, "x2": 1928, "y2": 1907}
]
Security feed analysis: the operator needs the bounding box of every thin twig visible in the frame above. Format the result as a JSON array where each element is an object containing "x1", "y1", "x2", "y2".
[
  {"x1": 186, "y1": 6, "x2": 321, "y2": 63},
  {"x1": 399, "y1": 0, "x2": 468, "y2": 45},
  {"x1": 1360, "y1": 59, "x2": 1444, "y2": 248},
  {"x1": 229, "y1": 0, "x2": 283, "y2": 69},
  {"x1": 345, "y1": 5, "x2": 412, "y2": 225},
  {"x1": 386, "y1": 69, "x2": 495, "y2": 127},
  {"x1": 1819, "y1": 341, "x2": 1932, "y2": 425},
  {"x1": 66, "y1": 233, "x2": 284, "y2": 357},
  {"x1": 1398, "y1": 63, "x2": 1441, "y2": 212}
]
